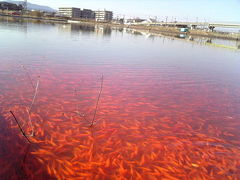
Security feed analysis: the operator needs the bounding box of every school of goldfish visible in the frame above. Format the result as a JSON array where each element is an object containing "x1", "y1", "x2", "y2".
[{"x1": 0, "y1": 64, "x2": 239, "y2": 180}]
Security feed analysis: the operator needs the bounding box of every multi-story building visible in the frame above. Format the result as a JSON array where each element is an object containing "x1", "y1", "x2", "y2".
[
  {"x1": 81, "y1": 9, "x2": 95, "y2": 19},
  {"x1": 58, "y1": 7, "x2": 81, "y2": 18},
  {"x1": 94, "y1": 10, "x2": 113, "y2": 22}
]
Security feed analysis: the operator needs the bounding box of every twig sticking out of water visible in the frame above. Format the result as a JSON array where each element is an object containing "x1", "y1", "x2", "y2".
[
  {"x1": 27, "y1": 76, "x2": 40, "y2": 137},
  {"x1": 29, "y1": 76, "x2": 40, "y2": 114},
  {"x1": 20, "y1": 64, "x2": 35, "y2": 90},
  {"x1": 15, "y1": 64, "x2": 40, "y2": 137},
  {"x1": 10, "y1": 111, "x2": 31, "y2": 144},
  {"x1": 74, "y1": 88, "x2": 88, "y2": 122},
  {"x1": 90, "y1": 74, "x2": 104, "y2": 127}
]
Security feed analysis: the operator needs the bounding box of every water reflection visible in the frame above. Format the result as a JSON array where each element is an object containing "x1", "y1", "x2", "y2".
[
  {"x1": 177, "y1": 34, "x2": 187, "y2": 39},
  {"x1": 0, "y1": 16, "x2": 238, "y2": 50},
  {"x1": 0, "y1": 16, "x2": 60, "y2": 38},
  {"x1": 237, "y1": 42, "x2": 240, "y2": 49},
  {"x1": 57, "y1": 23, "x2": 112, "y2": 37},
  {"x1": 0, "y1": 16, "x2": 28, "y2": 34},
  {"x1": 124, "y1": 28, "x2": 239, "y2": 50}
]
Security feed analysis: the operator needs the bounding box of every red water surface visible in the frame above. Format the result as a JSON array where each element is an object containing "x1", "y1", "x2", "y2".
[
  {"x1": 0, "y1": 18, "x2": 240, "y2": 180},
  {"x1": 0, "y1": 60, "x2": 240, "y2": 180}
]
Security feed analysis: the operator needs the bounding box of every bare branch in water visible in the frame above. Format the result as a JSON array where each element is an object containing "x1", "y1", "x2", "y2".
[
  {"x1": 29, "y1": 76, "x2": 40, "y2": 114},
  {"x1": 90, "y1": 74, "x2": 104, "y2": 127},
  {"x1": 74, "y1": 75, "x2": 104, "y2": 127},
  {"x1": 10, "y1": 111, "x2": 31, "y2": 143},
  {"x1": 26, "y1": 76, "x2": 40, "y2": 136},
  {"x1": 20, "y1": 64, "x2": 35, "y2": 90},
  {"x1": 74, "y1": 87, "x2": 89, "y2": 123},
  {"x1": 22, "y1": 144, "x2": 31, "y2": 165},
  {"x1": 16, "y1": 64, "x2": 40, "y2": 137}
]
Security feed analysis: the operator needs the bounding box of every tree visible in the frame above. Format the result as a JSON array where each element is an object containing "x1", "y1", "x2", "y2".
[{"x1": 208, "y1": 25, "x2": 215, "y2": 32}]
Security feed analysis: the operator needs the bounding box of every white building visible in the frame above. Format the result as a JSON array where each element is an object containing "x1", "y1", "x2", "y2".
[
  {"x1": 94, "y1": 10, "x2": 113, "y2": 22},
  {"x1": 59, "y1": 7, "x2": 81, "y2": 18}
]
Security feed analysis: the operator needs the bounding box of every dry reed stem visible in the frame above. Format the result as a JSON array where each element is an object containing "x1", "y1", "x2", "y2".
[
  {"x1": 73, "y1": 88, "x2": 88, "y2": 123},
  {"x1": 90, "y1": 74, "x2": 104, "y2": 127},
  {"x1": 29, "y1": 76, "x2": 40, "y2": 114},
  {"x1": 27, "y1": 76, "x2": 40, "y2": 136},
  {"x1": 20, "y1": 63, "x2": 40, "y2": 136},
  {"x1": 20, "y1": 64, "x2": 35, "y2": 90},
  {"x1": 73, "y1": 75, "x2": 104, "y2": 126}
]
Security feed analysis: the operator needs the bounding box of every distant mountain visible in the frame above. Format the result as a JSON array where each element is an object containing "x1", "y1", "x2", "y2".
[{"x1": 0, "y1": 0, "x2": 56, "y2": 12}]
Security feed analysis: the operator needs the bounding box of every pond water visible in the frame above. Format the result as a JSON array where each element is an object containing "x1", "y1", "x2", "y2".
[
  {"x1": 214, "y1": 27, "x2": 240, "y2": 33},
  {"x1": 0, "y1": 17, "x2": 240, "y2": 179}
]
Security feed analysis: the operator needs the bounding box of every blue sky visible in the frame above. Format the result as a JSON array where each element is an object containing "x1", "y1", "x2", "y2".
[{"x1": 14, "y1": 0, "x2": 240, "y2": 22}]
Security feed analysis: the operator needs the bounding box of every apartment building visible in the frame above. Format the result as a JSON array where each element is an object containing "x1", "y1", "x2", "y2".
[
  {"x1": 94, "y1": 10, "x2": 113, "y2": 22},
  {"x1": 58, "y1": 7, "x2": 81, "y2": 18},
  {"x1": 81, "y1": 9, "x2": 95, "y2": 19}
]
